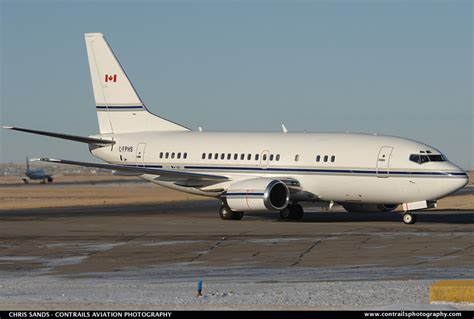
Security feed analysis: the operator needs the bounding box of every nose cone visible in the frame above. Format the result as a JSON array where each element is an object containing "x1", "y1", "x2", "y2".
[{"x1": 445, "y1": 165, "x2": 469, "y2": 195}]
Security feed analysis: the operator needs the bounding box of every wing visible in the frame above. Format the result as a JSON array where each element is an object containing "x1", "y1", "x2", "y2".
[{"x1": 33, "y1": 158, "x2": 228, "y2": 186}]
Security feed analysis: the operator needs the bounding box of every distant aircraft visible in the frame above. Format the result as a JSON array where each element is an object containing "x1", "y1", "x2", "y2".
[
  {"x1": 2, "y1": 33, "x2": 468, "y2": 224},
  {"x1": 22, "y1": 157, "x2": 53, "y2": 184}
]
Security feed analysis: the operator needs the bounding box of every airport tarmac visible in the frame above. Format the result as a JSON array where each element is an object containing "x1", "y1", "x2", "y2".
[{"x1": 0, "y1": 184, "x2": 473, "y2": 309}]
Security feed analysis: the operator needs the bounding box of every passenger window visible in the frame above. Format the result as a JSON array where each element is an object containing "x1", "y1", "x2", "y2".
[
  {"x1": 183, "y1": 153, "x2": 187, "y2": 159},
  {"x1": 316, "y1": 155, "x2": 320, "y2": 162},
  {"x1": 255, "y1": 154, "x2": 259, "y2": 161},
  {"x1": 331, "y1": 155, "x2": 335, "y2": 162},
  {"x1": 227, "y1": 153, "x2": 231, "y2": 160},
  {"x1": 221, "y1": 153, "x2": 225, "y2": 160},
  {"x1": 160, "y1": 152, "x2": 163, "y2": 159},
  {"x1": 263, "y1": 154, "x2": 267, "y2": 161},
  {"x1": 202, "y1": 153, "x2": 206, "y2": 159},
  {"x1": 214, "y1": 153, "x2": 218, "y2": 160},
  {"x1": 234, "y1": 154, "x2": 238, "y2": 160},
  {"x1": 247, "y1": 154, "x2": 251, "y2": 160},
  {"x1": 240, "y1": 154, "x2": 245, "y2": 160},
  {"x1": 324, "y1": 155, "x2": 328, "y2": 162},
  {"x1": 177, "y1": 153, "x2": 181, "y2": 159},
  {"x1": 276, "y1": 154, "x2": 280, "y2": 161},
  {"x1": 270, "y1": 154, "x2": 274, "y2": 161},
  {"x1": 165, "y1": 152, "x2": 169, "y2": 159},
  {"x1": 295, "y1": 154, "x2": 299, "y2": 162},
  {"x1": 208, "y1": 153, "x2": 212, "y2": 160},
  {"x1": 171, "y1": 152, "x2": 175, "y2": 159}
]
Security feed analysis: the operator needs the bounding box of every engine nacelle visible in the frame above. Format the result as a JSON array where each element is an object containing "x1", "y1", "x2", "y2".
[
  {"x1": 225, "y1": 178, "x2": 290, "y2": 212},
  {"x1": 342, "y1": 203, "x2": 399, "y2": 213}
]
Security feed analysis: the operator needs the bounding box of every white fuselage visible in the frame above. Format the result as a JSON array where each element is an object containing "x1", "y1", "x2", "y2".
[{"x1": 90, "y1": 131, "x2": 468, "y2": 205}]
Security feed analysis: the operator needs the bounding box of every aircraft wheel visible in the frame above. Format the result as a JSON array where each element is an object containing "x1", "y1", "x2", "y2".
[
  {"x1": 219, "y1": 205, "x2": 233, "y2": 220},
  {"x1": 232, "y1": 211, "x2": 244, "y2": 220},
  {"x1": 219, "y1": 205, "x2": 243, "y2": 220},
  {"x1": 281, "y1": 204, "x2": 304, "y2": 220},
  {"x1": 402, "y1": 212, "x2": 416, "y2": 225},
  {"x1": 280, "y1": 207, "x2": 291, "y2": 219},
  {"x1": 22, "y1": 179, "x2": 29, "y2": 184},
  {"x1": 289, "y1": 204, "x2": 304, "y2": 220}
]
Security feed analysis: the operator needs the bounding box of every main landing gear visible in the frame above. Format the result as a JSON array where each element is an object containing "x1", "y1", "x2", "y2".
[
  {"x1": 279, "y1": 203, "x2": 304, "y2": 220},
  {"x1": 219, "y1": 205, "x2": 244, "y2": 220},
  {"x1": 402, "y1": 212, "x2": 416, "y2": 225}
]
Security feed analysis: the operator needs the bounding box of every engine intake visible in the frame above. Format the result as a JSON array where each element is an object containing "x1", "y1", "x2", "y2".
[{"x1": 225, "y1": 178, "x2": 290, "y2": 211}]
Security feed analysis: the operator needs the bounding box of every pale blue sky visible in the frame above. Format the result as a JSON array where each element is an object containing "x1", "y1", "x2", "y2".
[{"x1": 1, "y1": 0, "x2": 472, "y2": 169}]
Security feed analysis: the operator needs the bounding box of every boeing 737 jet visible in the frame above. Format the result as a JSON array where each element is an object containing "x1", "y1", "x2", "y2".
[
  {"x1": 3, "y1": 33, "x2": 469, "y2": 224},
  {"x1": 22, "y1": 157, "x2": 54, "y2": 184}
]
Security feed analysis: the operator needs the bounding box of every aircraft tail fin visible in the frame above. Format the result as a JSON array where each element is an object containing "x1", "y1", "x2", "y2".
[{"x1": 84, "y1": 33, "x2": 189, "y2": 134}]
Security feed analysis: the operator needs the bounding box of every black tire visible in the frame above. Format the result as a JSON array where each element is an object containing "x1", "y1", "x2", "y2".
[
  {"x1": 232, "y1": 212, "x2": 244, "y2": 220},
  {"x1": 219, "y1": 205, "x2": 233, "y2": 220},
  {"x1": 402, "y1": 212, "x2": 416, "y2": 224},
  {"x1": 219, "y1": 205, "x2": 243, "y2": 220},
  {"x1": 289, "y1": 204, "x2": 304, "y2": 220},
  {"x1": 280, "y1": 207, "x2": 291, "y2": 219}
]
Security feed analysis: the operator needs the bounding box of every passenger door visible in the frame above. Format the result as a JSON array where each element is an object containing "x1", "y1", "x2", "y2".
[
  {"x1": 136, "y1": 143, "x2": 146, "y2": 167},
  {"x1": 376, "y1": 146, "x2": 393, "y2": 178}
]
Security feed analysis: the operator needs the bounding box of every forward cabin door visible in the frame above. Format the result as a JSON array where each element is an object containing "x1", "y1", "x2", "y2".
[
  {"x1": 260, "y1": 150, "x2": 270, "y2": 169},
  {"x1": 136, "y1": 143, "x2": 146, "y2": 167},
  {"x1": 376, "y1": 146, "x2": 393, "y2": 178}
]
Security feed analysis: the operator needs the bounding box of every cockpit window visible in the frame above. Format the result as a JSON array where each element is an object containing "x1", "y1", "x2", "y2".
[
  {"x1": 421, "y1": 155, "x2": 430, "y2": 164},
  {"x1": 409, "y1": 154, "x2": 420, "y2": 163},
  {"x1": 427, "y1": 155, "x2": 445, "y2": 162},
  {"x1": 409, "y1": 154, "x2": 446, "y2": 164}
]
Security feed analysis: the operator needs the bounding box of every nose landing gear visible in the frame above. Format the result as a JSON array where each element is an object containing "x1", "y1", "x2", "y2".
[{"x1": 402, "y1": 212, "x2": 416, "y2": 224}]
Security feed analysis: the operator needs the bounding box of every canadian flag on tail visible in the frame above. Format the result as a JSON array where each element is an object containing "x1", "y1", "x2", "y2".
[{"x1": 105, "y1": 74, "x2": 117, "y2": 82}]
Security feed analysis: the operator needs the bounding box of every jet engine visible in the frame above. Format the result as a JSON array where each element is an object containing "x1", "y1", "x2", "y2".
[
  {"x1": 342, "y1": 203, "x2": 398, "y2": 213},
  {"x1": 225, "y1": 178, "x2": 290, "y2": 212}
]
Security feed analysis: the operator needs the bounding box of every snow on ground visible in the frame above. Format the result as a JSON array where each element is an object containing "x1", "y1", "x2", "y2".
[{"x1": 1, "y1": 267, "x2": 473, "y2": 310}]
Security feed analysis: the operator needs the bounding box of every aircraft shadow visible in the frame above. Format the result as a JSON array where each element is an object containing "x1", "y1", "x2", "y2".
[
  {"x1": 1, "y1": 202, "x2": 472, "y2": 224},
  {"x1": 246, "y1": 210, "x2": 474, "y2": 224}
]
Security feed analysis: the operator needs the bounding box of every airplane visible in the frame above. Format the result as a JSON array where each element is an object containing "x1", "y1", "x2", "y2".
[
  {"x1": 22, "y1": 156, "x2": 54, "y2": 184},
  {"x1": 2, "y1": 33, "x2": 469, "y2": 224}
]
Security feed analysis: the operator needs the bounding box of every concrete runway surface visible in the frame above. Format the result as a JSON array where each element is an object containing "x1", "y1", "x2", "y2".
[{"x1": 0, "y1": 198, "x2": 473, "y2": 310}]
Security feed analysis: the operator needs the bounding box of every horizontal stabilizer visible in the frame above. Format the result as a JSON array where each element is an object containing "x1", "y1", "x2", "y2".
[
  {"x1": 2, "y1": 126, "x2": 115, "y2": 145},
  {"x1": 34, "y1": 158, "x2": 228, "y2": 182}
]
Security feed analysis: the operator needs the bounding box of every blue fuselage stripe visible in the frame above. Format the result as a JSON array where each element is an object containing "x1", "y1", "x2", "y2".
[
  {"x1": 226, "y1": 193, "x2": 264, "y2": 196},
  {"x1": 96, "y1": 106, "x2": 144, "y2": 109},
  {"x1": 121, "y1": 163, "x2": 466, "y2": 178},
  {"x1": 182, "y1": 165, "x2": 466, "y2": 177}
]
